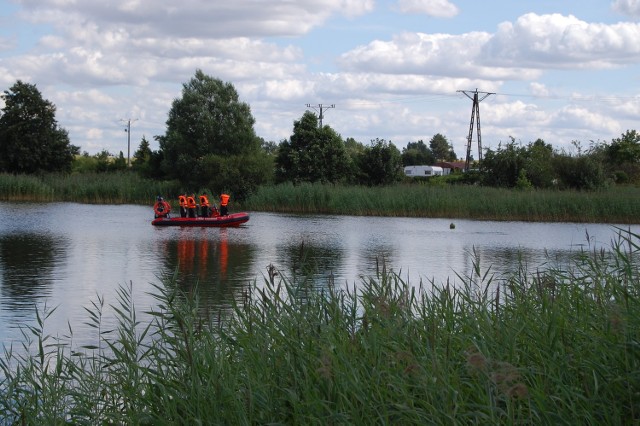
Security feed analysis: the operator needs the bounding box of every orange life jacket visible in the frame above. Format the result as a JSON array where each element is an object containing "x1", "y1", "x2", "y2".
[
  {"x1": 178, "y1": 195, "x2": 187, "y2": 207},
  {"x1": 199, "y1": 194, "x2": 210, "y2": 207},
  {"x1": 220, "y1": 193, "x2": 230, "y2": 206},
  {"x1": 186, "y1": 196, "x2": 197, "y2": 208}
]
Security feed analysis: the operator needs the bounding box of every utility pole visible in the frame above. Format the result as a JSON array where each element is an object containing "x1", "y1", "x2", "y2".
[
  {"x1": 120, "y1": 118, "x2": 138, "y2": 167},
  {"x1": 457, "y1": 89, "x2": 493, "y2": 172},
  {"x1": 306, "y1": 104, "x2": 335, "y2": 128}
]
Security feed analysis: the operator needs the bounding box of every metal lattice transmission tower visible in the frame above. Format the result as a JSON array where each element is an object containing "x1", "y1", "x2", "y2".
[
  {"x1": 306, "y1": 104, "x2": 335, "y2": 128},
  {"x1": 458, "y1": 89, "x2": 493, "y2": 171}
]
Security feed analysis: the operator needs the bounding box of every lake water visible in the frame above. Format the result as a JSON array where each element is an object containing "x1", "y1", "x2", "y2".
[{"x1": 0, "y1": 201, "x2": 636, "y2": 349}]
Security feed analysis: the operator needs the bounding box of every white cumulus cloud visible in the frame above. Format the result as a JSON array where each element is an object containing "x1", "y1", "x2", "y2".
[
  {"x1": 395, "y1": 0, "x2": 459, "y2": 18},
  {"x1": 612, "y1": 0, "x2": 640, "y2": 18}
]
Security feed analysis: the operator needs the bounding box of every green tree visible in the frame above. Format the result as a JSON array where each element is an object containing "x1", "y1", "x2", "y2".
[
  {"x1": 157, "y1": 69, "x2": 262, "y2": 187},
  {"x1": 95, "y1": 150, "x2": 112, "y2": 173},
  {"x1": 357, "y1": 138, "x2": 404, "y2": 186},
  {"x1": 344, "y1": 137, "x2": 366, "y2": 183},
  {"x1": 553, "y1": 154, "x2": 605, "y2": 190},
  {"x1": 133, "y1": 136, "x2": 152, "y2": 166},
  {"x1": 605, "y1": 130, "x2": 640, "y2": 183},
  {"x1": 111, "y1": 151, "x2": 127, "y2": 171},
  {"x1": 72, "y1": 151, "x2": 99, "y2": 173},
  {"x1": 132, "y1": 136, "x2": 155, "y2": 177},
  {"x1": 402, "y1": 140, "x2": 435, "y2": 166},
  {"x1": 275, "y1": 111, "x2": 350, "y2": 184},
  {"x1": 0, "y1": 80, "x2": 78, "y2": 174},
  {"x1": 429, "y1": 133, "x2": 456, "y2": 162},
  {"x1": 156, "y1": 70, "x2": 270, "y2": 196},
  {"x1": 523, "y1": 139, "x2": 555, "y2": 188},
  {"x1": 607, "y1": 130, "x2": 640, "y2": 164},
  {"x1": 481, "y1": 139, "x2": 526, "y2": 187}
]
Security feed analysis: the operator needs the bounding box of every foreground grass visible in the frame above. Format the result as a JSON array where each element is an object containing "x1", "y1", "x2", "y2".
[
  {"x1": 1, "y1": 230, "x2": 639, "y2": 424},
  {"x1": 244, "y1": 182, "x2": 640, "y2": 223}
]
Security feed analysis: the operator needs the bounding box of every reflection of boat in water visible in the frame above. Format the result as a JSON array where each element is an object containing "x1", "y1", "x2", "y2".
[{"x1": 151, "y1": 212, "x2": 249, "y2": 227}]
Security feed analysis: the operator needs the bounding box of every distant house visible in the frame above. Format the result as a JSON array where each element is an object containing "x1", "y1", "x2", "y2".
[
  {"x1": 434, "y1": 161, "x2": 466, "y2": 175},
  {"x1": 404, "y1": 165, "x2": 444, "y2": 177}
]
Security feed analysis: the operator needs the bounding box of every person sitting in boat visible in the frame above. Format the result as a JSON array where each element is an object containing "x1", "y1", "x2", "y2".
[
  {"x1": 199, "y1": 193, "x2": 211, "y2": 217},
  {"x1": 219, "y1": 193, "x2": 230, "y2": 216},
  {"x1": 178, "y1": 194, "x2": 188, "y2": 218},
  {"x1": 186, "y1": 194, "x2": 197, "y2": 218},
  {"x1": 153, "y1": 196, "x2": 171, "y2": 219}
]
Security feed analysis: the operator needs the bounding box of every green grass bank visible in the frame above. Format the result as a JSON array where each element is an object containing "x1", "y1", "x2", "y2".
[
  {"x1": 0, "y1": 172, "x2": 181, "y2": 205},
  {"x1": 1, "y1": 172, "x2": 639, "y2": 223},
  {"x1": 244, "y1": 182, "x2": 640, "y2": 223},
  {"x1": 1, "y1": 229, "x2": 639, "y2": 424}
]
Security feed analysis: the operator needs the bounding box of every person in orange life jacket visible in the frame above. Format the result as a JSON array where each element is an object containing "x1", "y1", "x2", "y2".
[
  {"x1": 178, "y1": 194, "x2": 188, "y2": 218},
  {"x1": 219, "y1": 193, "x2": 230, "y2": 216},
  {"x1": 154, "y1": 195, "x2": 171, "y2": 218},
  {"x1": 199, "y1": 193, "x2": 211, "y2": 217},
  {"x1": 186, "y1": 194, "x2": 197, "y2": 218}
]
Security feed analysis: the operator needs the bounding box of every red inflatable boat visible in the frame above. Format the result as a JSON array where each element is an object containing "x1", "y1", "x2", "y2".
[{"x1": 151, "y1": 212, "x2": 250, "y2": 227}]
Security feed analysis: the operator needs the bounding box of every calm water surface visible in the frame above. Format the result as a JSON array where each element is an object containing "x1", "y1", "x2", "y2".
[{"x1": 0, "y1": 202, "x2": 636, "y2": 348}]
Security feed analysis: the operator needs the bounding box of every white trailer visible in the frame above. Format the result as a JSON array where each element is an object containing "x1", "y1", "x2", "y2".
[{"x1": 404, "y1": 165, "x2": 444, "y2": 177}]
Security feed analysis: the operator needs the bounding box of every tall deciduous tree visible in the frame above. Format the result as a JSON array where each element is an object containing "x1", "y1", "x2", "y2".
[
  {"x1": 607, "y1": 129, "x2": 640, "y2": 164},
  {"x1": 402, "y1": 140, "x2": 435, "y2": 166},
  {"x1": 358, "y1": 138, "x2": 404, "y2": 186},
  {"x1": 157, "y1": 70, "x2": 261, "y2": 183},
  {"x1": 275, "y1": 111, "x2": 350, "y2": 184},
  {"x1": 0, "y1": 80, "x2": 78, "y2": 174},
  {"x1": 157, "y1": 70, "x2": 270, "y2": 196},
  {"x1": 429, "y1": 133, "x2": 456, "y2": 162}
]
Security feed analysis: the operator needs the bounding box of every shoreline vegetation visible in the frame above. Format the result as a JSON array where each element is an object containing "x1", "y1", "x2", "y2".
[
  {"x1": 1, "y1": 229, "x2": 639, "y2": 423},
  {"x1": 1, "y1": 172, "x2": 639, "y2": 223}
]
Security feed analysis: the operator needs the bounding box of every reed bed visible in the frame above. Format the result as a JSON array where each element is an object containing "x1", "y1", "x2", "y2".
[
  {"x1": 244, "y1": 182, "x2": 640, "y2": 223},
  {"x1": 1, "y1": 174, "x2": 639, "y2": 223},
  {"x1": 0, "y1": 172, "x2": 181, "y2": 204},
  {"x1": 1, "y1": 229, "x2": 639, "y2": 424},
  {"x1": 0, "y1": 174, "x2": 55, "y2": 201}
]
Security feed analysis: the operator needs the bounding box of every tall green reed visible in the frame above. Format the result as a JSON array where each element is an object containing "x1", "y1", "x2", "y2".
[
  {"x1": 0, "y1": 172, "x2": 181, "y2": 204},
  {"x1": 244, "y1": 182, "x2": 640, "y2": 223},
  {"x1": 1, "y1": 230, "x2": 639, "y2": 424}
]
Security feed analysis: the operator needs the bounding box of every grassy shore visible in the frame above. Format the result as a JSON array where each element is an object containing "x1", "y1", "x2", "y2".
[
  {"x1": 1, "y1": 229, "x2": 638, "y2": 424},
  {"x1": 0, "y1": 172, "x2": 181, "y2": 204},
  {"x1": 244, "y1": 181, "x2": 640, "y2": 223},
  {"x1": 1, "y1": 172, "x2": 639, "y2": 223}
]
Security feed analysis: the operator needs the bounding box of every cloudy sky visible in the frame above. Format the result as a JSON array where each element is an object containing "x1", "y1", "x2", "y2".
[{"x1": 1, "y1": 0, "x2": 639, "y2": 159}]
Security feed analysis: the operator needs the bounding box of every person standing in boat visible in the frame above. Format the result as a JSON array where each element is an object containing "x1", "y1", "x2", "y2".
[
  {"x1": 199, "y1": 193, "x2": 211, "y2": 217},
  {"x1": 219, "y1": 193, "x2": 230, "y2": 216},
  {"x1": 178, "y1": 194, "x2": 188, "y2": 218},
  {"x1": 186, "y1": 194, "x2": 197, "y2": 218}
]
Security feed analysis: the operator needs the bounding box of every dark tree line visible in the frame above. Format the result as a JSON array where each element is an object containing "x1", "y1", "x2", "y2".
[
  {"x1": 2, "y1": 72, "x2": 639, "y2": 197},
  {"x1": 479, "y1": 133, "x2": 640, "y2": 190}
]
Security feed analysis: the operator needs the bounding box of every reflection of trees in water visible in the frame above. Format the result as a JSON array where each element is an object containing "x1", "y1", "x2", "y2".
[
  {"x1": 0, "y1": 233, "x2": 67, "y2": 310},
  {"x1": 158, "y1": 230, "x2": 256, "y2": 317}
]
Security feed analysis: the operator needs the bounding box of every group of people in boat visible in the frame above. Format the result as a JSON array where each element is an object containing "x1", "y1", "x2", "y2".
[{"x1": 153, "y1": 193, "x2": 231, "y2": 219}]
